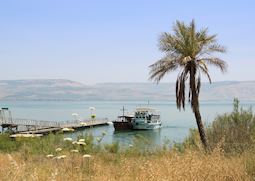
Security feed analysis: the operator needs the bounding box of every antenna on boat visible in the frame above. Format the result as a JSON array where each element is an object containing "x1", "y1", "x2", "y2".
[{"x1": 121, "y1": 106, "x2": 126, "y2": 117}]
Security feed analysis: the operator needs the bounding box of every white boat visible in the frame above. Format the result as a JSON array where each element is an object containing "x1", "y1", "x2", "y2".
[{"x1": 132, "y1": 107, "x2": 162, "y2": 130}]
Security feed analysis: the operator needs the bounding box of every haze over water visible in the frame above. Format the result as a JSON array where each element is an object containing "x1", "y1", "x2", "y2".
[{"x1": 1, "y1": 100, "x2": 254, "y2": 146}]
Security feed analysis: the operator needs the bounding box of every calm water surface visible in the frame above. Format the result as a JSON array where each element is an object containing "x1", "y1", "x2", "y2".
[{"x1": 1, "y1": 101, "x2": 254, "y2": 146}]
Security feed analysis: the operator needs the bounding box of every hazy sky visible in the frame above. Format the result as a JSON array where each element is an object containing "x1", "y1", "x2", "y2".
[{"x1": 0, "y1": 0, "x2": 254, "y2": 84}]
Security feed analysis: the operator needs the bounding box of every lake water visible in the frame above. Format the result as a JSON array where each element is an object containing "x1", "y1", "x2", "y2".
[{"x1": 1, "y1": 101, "x2": 254, "y2": 146}]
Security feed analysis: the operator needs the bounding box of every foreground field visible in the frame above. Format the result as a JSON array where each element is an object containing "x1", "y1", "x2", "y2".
[
  {"x1": 1, "y1": 100, "x2": 255, "y2": 180},
  {"x1": 0, "y1": 148, "x2": 252, "y2": 181}
]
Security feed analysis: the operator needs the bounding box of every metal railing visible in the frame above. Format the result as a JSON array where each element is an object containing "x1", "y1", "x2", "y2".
[
  {"x1": 1, "y1": 117, "x2": 109, "y2": 128},
  {"x1": 60, "y1": 118, "x2": 109, "y2": 128},
  {"x1": 11, "y1": 118, "x2": 61, "y2": 128}
]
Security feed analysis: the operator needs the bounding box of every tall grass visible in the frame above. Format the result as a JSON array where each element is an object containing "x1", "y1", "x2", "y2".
[{"x1": 0, "y1": 148, "x2": 251, "y2": 180}]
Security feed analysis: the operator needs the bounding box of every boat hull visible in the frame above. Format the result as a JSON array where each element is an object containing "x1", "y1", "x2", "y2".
[
  {"x1": 113, "y1": 121, "x2": 133, "y2": 131},
  {"x1": 132, "y1": 122, "x2": 162, "y2": 130}
]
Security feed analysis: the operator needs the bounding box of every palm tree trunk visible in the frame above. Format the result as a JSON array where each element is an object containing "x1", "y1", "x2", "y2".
[
  {"x1": 193, "y1": 99, "x2": 209, "y2": 150},
  {"x1": 190, "y1": 64, "x2": 209, "y2": 151}
]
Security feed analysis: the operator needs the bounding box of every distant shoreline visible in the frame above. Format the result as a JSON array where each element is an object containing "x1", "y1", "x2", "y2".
[
  {"x1": 1, "y1": 79, "x2": 255, "y2": 101},
  {"x1": 1, "y1": 99, "x2": 255, "y2": 104}
]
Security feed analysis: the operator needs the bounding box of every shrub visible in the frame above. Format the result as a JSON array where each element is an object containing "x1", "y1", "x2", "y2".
[
  {"x1": 0, "y1": 133, "x2": 21, "y2": 152},
  {"x1": 207, "y1": 98, "x2": 255, "y2": 154},
  {"x1": 104, "y1": 141, "x2": 120, "y2": 153},
  {"x1": 181, "y1": 98, "x2": 255, "y2": 154}
]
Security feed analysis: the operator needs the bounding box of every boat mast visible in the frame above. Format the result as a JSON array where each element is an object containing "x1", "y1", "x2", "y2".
[{"x1": 121, "y1": 106, "x2": 126, "y2": 117}]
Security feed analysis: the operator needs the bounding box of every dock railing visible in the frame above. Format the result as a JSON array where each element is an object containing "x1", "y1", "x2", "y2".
[
  {"x1": 60, "y1": 118, "x2": 109, "y2": 128},
  {"x1": 1, "y1": 107, "x2": 109, "y2": 134},
  {"x1": 12, "y1": 118, "x2": 61, "y2": 128}
]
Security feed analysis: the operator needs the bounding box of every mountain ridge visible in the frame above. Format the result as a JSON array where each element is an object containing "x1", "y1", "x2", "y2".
[{"x1": 0, "y1": 79, "x2": 255, "y2": 101}]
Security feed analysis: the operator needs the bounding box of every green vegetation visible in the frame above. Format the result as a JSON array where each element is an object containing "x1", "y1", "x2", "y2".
[
  {"x1": 182, "y1": 99, "x2": 255, "y2": 154},
  {"x1": 207, "y1": 98, "x2": 255, "y2": 154},
  {"x1": 0, "y1": 133, "x2": 63, "y2": 154},
  {"x1": 149, "y1": 20, "x2": 227, "y2": 150},
  {"x1": 0, "y1": 132, "x2": 164, "y2": 158}
]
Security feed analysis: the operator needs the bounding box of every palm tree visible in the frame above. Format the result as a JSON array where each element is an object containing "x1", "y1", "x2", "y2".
[{"x1": 149, "y1": 20, "x2": 227, "y2": 150}]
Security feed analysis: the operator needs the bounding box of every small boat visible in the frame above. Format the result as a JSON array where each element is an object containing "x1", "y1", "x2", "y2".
[
  {"x1": 113, "y1": 107, "x2": 134, "y2": 131},
  {"x1": 132, "y1": 107, "x2": 162, "y2": 130}
]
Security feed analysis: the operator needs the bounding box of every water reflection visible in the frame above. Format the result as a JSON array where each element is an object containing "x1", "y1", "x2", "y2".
[
  {"x1": 68, "y1": 125, "x2": 162, "y2": 148},
  {"x1": 113, "y1": 129, "x2": 162, "y2": 146}
]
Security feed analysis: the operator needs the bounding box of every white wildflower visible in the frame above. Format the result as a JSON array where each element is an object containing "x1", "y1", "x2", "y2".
[
  {"x1": 46, "y1": 154, "x2": 54, "y2": 158},
  {"x1": 71, "y1": 149, "x2": 79, "y2": 153},
  {"x1": 83, "y1": 154, "x2": 92, "y2": 158},
  {"x1": 57, "y1": 155, "x2": 66, "y2": 159},
  {"x1": 55, "y1": 148, "x2": 62, "y2": 152},
  {"x1": 72, "y1": 141, "x2": 77, "y2": 145},
  {"x1": 63, "y1": 137, "x2": 73, "y2": 141},
  {"x1": 77, "y1": 141, "x2": 86, "y2": 145}
]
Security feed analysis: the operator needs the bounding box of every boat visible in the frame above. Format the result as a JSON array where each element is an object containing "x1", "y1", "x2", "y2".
[
  {"x1": 132, "y1": 107, "x2": 162, "y2": 130},
  {"x1": 113, "y1": 107, "x2": 134, "y2": 131}
]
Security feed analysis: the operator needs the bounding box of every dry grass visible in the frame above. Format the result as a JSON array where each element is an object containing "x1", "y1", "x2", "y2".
[{"x1": 0, "y1": 148, "x2": 252, "y2": 181}]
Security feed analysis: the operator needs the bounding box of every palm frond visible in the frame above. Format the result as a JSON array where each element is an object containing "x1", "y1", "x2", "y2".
[
  {"x1": 173, "y1": 21, "x2": 193, "y2": 56},
  {"x1": 159, "y1": 33, "x2": 176, "y2": 52},
  {"x1": 208, "y1": 43, "x2": 226, "y2": 53},
  {"x1": 199, "y1": 57, "x2": 227, "y2": 73},
  {"x1": 149, "y1": 57, "x2": 179, "y2": 83},
  {"x1": 198, "y1": 64, "x2": 212, "y2": 83},
  {"x1": 196, "y1": 73, "x2": 201, "y2": 95},
  {"x1": 176, "y1": 68, "x2": 189, "y2": 110}
]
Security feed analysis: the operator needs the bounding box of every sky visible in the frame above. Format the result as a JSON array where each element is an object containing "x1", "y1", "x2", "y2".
[{"x1": 0, "y1": 0, "x2": 255, "y2": 84}]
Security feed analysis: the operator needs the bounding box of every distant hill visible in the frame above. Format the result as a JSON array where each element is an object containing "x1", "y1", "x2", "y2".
[{"x1": 0, "y1": 79, "x2": 255, "y2": 101}]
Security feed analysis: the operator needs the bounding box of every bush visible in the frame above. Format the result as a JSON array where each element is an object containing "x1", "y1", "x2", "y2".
[
  {"x1": 176, "y1": 128, "x2": 202, "y2": 152},
  {"x1": 207, "y1": 98, "x2": 255, "y2": 154},
  {"x1": 0, "y1": 133, "x2": 64, "y2": 154},
  {"x1": 104, "y1": 141, "x2": 120, "y2": 153},
  {"x1": 181, "y1": 98, "x2": 255, "y2": 154},
  {"x1": 0, "y1": 133, "x2": 21, "y2": 152}
]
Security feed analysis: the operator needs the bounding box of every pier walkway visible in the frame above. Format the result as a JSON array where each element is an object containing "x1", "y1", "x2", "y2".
[{"x1": 0, "y1": 108, "x2": 109, "y2": 136}]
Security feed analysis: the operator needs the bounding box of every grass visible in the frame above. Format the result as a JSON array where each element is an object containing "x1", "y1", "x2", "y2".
[
  {"x1": 0, "y1": 98, "x2": 255, "y2": 180},
  {"x1": 0, "y1": 133, "x2": 254, "y2": 180},
  {"x1": 0, "y1": 148, "x2": 252, "y2": 181}
]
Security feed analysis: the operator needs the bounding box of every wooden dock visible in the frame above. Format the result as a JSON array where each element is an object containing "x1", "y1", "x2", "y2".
[
  {"x1": 18, "y1": 119, "x2": 110, "y2": 135},
  {"x1": 0, "y1": 108, "x2": 110, "y2": 136}
]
